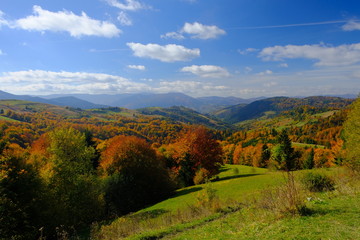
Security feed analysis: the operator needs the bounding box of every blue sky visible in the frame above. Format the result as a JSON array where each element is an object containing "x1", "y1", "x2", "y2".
[{"x1": 0, "y1": 0, "x2": 360, "y2": 98}]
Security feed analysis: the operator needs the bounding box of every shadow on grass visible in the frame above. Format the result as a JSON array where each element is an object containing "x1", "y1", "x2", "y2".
[
  {"x1": 171, "y1": 187, "x2": 203, "y2": 198},
  {"x1": 212, "y1": 173, "x2": 261, "y2": 182},
  {"x1": 219, "y1": 166, "x2": 231, "y2": 173}
]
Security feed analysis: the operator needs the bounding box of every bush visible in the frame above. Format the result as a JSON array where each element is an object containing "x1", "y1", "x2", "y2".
[
  {"x1": 259, "y1": 173, "x2": 308, "y2": 216},
  {"x1": 193, "y1": 168, "x2": 210, "y2": 185},
  {"x1": 301, "y1": 171, "x2": 335, "y2": 192}
]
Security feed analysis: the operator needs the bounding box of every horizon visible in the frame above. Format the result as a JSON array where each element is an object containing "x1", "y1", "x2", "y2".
[
  {"x1": 1, "y1": 1, "x2": 360, "y2": 97},
  {"x1": 0, "y1": 89, "x2": 357, "y2": 101}
]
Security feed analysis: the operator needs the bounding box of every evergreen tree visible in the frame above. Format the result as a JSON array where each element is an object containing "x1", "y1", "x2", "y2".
[
  {"x1": 303, "y1": 148, "x2": 315, "y2": 169},
  {"x1": 259, "y1": 144, "x2": 270, "y2": 167},
  {"x1": 272, "y1": 130, "x2": 297, "y2": 171}
]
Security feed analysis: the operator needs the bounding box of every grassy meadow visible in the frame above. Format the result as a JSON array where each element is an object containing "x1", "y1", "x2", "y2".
[{"x1": 92, "y1": 165, "x2": 360, "y2": 240}]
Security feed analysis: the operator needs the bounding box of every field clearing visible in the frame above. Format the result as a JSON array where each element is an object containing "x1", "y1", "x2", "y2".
[
  {"x1": 95, "y1": 166, "x2": 360, "y2": 240},
  {"x1": 165, "y1": 192, "x2": 360, "y2": 240},
  {"x1": 292, "y1": 142, "x2": 325, "y2": 149},
  {"x1": 96, "y1": 165, "x2": 286, "y2": 239},
  {"x1": 140, "y1": 165, "x2": 280, "y2": 214}
]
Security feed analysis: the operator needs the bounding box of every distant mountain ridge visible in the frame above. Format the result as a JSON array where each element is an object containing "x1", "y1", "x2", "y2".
[
  {"x1": 0, "y1": 90, "x2": 356, "y2": 115},
  {"x1": 213, "y1": 96, "x2": 354, "y2": 123},
  {"x1": 0, "y1": 90, "x2": 105, "y2": 109},
  {"x1": 40, "y1": 92, "x2": 255, "y2": 113}
]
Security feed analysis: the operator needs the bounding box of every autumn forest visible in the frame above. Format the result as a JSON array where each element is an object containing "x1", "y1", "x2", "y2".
[{"x1": 1, "y1": 95, "x2": 359, "y2": 239}]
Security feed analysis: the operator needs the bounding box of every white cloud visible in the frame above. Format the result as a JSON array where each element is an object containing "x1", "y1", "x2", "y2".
[
  {"x1": 0, "y1": 70, "x2": 149, "y2": 94},
  {"x1": 117, "y1": 11, "x2": 132, "y2": 26},
  {"x1": 342, "y1": 21, "x2": 360, "y2": 31},
  {"x1": 106, "y1": 0, "x2": 148, "y2": 11},
  {"x1": 0, "y1": 10, "x2": 9, "y2": 27},
  {"x1": 14, "y1": 5, "x2": 121, "y2": 38},
  {"x1": 161, "y1": 32, "x2": 185, "y2": 40},
  {"x1": 181, "y1": 65, "x2": 230, "y2": 78},
  {"x1": 263, "y1": 81, "x2": 278, "y2": 87},
  {"x1": 0, "y1": 49, "x2": 3, "y2": 55},
  {"x1": 279, "y1": 63, "x2": 288, "y2": 68},
  {"x1": 0, "y1": 70, "x2": 229, "y2": 96},
  {"x1": 162, "y1": 22, "x2": 225, "y2": 40},
  {"x1": 257, "y1": 70, "x2": 273, "y2": 76},
  {"x1": 155, "y1": 81, "x2": 227, "y2": 95},
  {"x1": 238, "y1": 48, "x2": 259, "y2": 55},
  {"x1": 259, "y1": 43, "x2": 360, "y2": 66},
  {"x1": 127, "y1": 65, "x2": 146, "y2": 70},
  {"x1": 181, "y1": 22, "x2": 226, "y2": 39},
  {"x1": 127, "y1": 42, "x2": 200, "y2": 62},
  {"x1": 244, "y1": 67, "x2": 253, "y2": 74}
]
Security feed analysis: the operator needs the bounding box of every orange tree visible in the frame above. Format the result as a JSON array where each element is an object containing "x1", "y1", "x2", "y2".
[
  {"x1": 164, "y1": 126, "x2": 223, "y2": 186},
  {"x1": 99, "y1": 135, "x2": 174, "y2": 215}
]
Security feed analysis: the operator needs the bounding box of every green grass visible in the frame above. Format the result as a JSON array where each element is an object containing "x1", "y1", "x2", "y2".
[
  {"x1": 165, "y1": 192, "x2": 360, "y2": 240},
  {"x1": 292, "y1": 142, "x2": 325, "y2": 149},
  {"x1": 93, "y1": 167, "x2": 360, "y2": 240},
  {"x1": 313, "y1": 110, "x2": 337, "y2": 118},
  {"x1": 140, "y1": 165, "x2": 279, "y2": 214},
  {"x1": 94, "y1": 165, "x2": 285, "y2": 239}
]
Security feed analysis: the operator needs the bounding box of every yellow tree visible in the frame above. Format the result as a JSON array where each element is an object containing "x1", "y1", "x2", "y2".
[{"x1": 344, "y1": 96, "x2": 360, "y2": 171}]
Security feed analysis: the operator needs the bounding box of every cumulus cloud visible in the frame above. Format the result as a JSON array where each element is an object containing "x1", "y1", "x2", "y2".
[
  {"x1": 106, "y1": 0, "x2": 148, "y2": 11},
  {"x1": 342, "y1": 20, "x2": 360, "y2": 31},
  {"x1": 14, "y1": 5, "x2": 121, "y2": 38},
  {"x1": 117, "y1": 11, "x2": 132, "y2": 26},
  {"x1": 127, "y1": 65, "x2": 146, "y2": 70},
  {"x1": 182, "y1": 22, "x2": 226, "y2": 39},
  {"x1": 162, "y1": 22, "x2": 225, "y2": 40},
  {"x1": 127, "y1": 42, "x2": 200, "y2": 62},
  {"x1": 238, "y1": 48, "x2": 259, "y2": 55},
  {"x1": 0, "y1": 70, "x2": 149, "y2": 94},
  {"x1": 181, "y1": 65, "x2": 230, "y2": 78},
  {"x1": 161, "y1": 31, "x2": 185, "y2": 40},
  {"x1": 0, "y1": 70, "x2": 231, "y2": 96},
  {"x1": 259, "y1": 43, "x2": 360, "y2": 66}
]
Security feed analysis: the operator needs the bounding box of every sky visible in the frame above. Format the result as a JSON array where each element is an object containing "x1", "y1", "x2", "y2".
[{"x1": 0, "y1": 0, "x2": 360, "y2": 98}]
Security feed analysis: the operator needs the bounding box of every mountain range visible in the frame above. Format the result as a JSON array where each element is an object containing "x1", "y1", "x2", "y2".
[
  {"x1": 0, "y1": 90, "x2": 356, "y2": 119},
  {"x1": 0, "y1": 90, "x2": 259, "y2": 113}
]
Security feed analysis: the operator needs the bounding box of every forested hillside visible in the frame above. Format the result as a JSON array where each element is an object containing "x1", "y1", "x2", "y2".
[{"x1": 0, "y1": 96, "x2": 358, "y2": 239}]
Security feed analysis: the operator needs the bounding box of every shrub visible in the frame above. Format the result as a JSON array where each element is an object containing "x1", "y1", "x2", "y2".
[
  {"x1": 193, "y1": 168, "x2": 210, "y2": 185},
  {"x1": 259, "y1": 173, "x2": 308, "y2": 216},
  {"x1": 301, "y1": 171, "x2": 335, "y2": 192}
]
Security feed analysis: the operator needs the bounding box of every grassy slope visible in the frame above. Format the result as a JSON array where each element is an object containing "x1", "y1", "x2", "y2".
[
  {"x1": 139, "y1": 165, "x2": 279, "y2": 214},
  {"x1": 96, "y1": 165, "x2": 285, "y2": 239},
  {"x1": 96, "y1": 165, "x2": 360, "y2": 240},
  {"x1": 166, "y1": 193, "x2": 360, "y2": 240}
]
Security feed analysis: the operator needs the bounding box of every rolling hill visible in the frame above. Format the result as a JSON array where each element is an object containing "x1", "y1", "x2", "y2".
[{"x1": 213, "y1": 96, "x2": 354, "y2": 123}]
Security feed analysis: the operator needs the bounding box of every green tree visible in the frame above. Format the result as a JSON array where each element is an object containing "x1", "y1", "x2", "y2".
[
  {"x1": 259, "y1": 144, "x2": 270, "y2": 167},
  {"x1": 0, "y1": 154, "x2": 43, "y2": 240},
  {"x1": 271, "y1": 130, "x2": 298, "y2": 171},
  {"x1": 344, "y1": 96, "x2": 360, "y2": 171},
  {"x1": 303, "y1": 148, "x2": 315, "y2": 169},
  {"x1": 45, "y1": 128, "x2": 104, "y2": 230}
]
